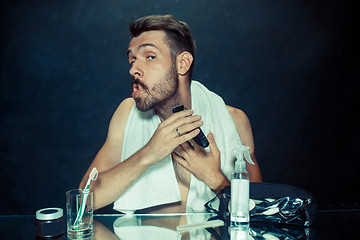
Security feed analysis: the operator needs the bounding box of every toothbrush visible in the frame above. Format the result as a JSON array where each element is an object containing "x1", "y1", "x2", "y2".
[{"x1": 73, "y1": 167, "x2": 98, "y2": 227}]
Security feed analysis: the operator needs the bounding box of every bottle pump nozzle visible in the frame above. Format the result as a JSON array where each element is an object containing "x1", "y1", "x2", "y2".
[{"x1": 233, "y1": 145, "x2": 255, "y2": 170}]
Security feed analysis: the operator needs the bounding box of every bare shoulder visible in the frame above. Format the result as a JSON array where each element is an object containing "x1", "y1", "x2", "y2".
[
  {"x1": 226, "y1": 105, "x2": 252, "y2": 132},
  {"x1": 112, "y1": 98, "x2": 135, "y2": 123},
  {"x1": 226, "y1": 106, "x2": 261, "y2": 181},
  {"x1": 107, "y1": 98, "x2": 134, "y2": 141},
  {"x1": 80, "y1": 98, "x2": 135, "y2": 186},
  {"x1": 98, "y1": 98, "x2": 134, "y2": 164},
  {"x1": 226, "y1": 105, "x2": 255, "y2": 149}
]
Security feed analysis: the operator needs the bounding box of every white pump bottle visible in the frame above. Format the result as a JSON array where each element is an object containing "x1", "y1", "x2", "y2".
[{"x1": 231, "y1": 145, "x2": 254, "y2": 228}]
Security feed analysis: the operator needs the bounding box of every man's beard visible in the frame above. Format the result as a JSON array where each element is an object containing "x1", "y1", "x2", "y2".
[{"x1": 132, "y1": 63, "x2": 179, "y2": 112}]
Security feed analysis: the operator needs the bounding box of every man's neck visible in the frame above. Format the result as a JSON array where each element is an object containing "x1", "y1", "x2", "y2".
[{"x1": 155, "y1": 81, "x2": 191, "y2": 121}]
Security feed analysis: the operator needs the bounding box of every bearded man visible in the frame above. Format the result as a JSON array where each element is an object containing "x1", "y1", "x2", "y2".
[{"x1": 80, "y1": 15, "x2": 262, "y2": 214}]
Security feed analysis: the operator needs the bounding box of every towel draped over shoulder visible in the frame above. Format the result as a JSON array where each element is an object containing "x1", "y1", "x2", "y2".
[{"x1": 113, "y1": 81, "x2": 242, "y2": 213}]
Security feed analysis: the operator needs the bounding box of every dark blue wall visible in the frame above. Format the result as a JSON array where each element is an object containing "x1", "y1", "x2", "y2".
[{"x1": 1, "y1": 0, "x2": 359, "y2": 214}]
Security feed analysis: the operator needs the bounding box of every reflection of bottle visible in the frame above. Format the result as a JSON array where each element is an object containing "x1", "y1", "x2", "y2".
[
  {"x1": 231, "y1": 145, "x2": 254, "y2": 228},
  {"x1": 230, "y1": 223, "x2": 250, "y2": 240}
]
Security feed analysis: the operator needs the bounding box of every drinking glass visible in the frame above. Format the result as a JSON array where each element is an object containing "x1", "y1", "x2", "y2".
[{"x1": 66, "y1": 189, "x2": 93, "y2": 239}]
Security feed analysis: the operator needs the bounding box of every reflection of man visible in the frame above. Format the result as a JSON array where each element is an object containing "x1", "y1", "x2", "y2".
[{"x1": 80, "y1": 15, "x2": 262, "y2": 213}]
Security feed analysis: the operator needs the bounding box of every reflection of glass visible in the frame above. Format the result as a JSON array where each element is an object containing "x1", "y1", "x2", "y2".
[{"x1": 66, "y1": 189, "x2": 93, "y2": 239}]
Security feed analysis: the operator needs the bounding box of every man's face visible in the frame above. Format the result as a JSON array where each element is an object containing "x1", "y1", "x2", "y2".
[{"x1": 127, "y1": 30, "x2": 178, "y2": 112}]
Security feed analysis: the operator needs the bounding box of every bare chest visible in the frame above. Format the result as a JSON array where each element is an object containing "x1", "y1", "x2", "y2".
[
  {"x1": 173, "y1": 160, "x2": 191, "y2": 211},
  {"x1": 173, "y1": 160, "x2": 191, "y2": 186}
]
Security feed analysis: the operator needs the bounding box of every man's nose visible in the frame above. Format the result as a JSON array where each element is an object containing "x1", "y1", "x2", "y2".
[{"x1": 129, "y1": 61, "x2": 143, "y2": 78}]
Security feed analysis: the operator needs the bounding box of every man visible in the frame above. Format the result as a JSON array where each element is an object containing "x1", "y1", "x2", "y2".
[{"x1": 80, "y1": 15, "x2": 261, "y2": 213}]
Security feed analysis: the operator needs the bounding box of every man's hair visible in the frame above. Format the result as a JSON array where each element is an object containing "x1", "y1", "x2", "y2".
[{"x1": 129, "y1": 15, "x2": 196, "y2": 81}]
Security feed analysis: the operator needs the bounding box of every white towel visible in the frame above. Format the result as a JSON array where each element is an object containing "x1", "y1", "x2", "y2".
[{"x1": 113, "y1": 81, "x2": 242, "y2": 212}]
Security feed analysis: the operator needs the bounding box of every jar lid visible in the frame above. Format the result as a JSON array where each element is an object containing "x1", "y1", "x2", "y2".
[{"x1": 36, "y1": 207, "x2": 63, "y2": 220}]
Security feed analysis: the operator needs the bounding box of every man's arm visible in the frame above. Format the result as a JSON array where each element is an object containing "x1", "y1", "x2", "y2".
[
  {"x1": 79, "y1": 98, "x2": 203, "y2": 210},
  {"x1": 79, "y1": 98, "x2": 135, "y2": 209},
  {"x1": 226, "y1": 105, "x2": 262, "y2": 182}
]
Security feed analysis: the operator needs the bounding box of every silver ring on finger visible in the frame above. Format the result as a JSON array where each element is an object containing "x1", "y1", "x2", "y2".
[{"x1": 176, "y1": 128, "x2": 181, "y2": 136}]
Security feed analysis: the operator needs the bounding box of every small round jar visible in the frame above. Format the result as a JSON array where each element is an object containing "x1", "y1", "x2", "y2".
[{"x1": 35, "y1": 207, "x2": 65, "y2": 239}]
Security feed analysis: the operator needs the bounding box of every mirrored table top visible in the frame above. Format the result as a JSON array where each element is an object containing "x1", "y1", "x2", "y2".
[{"x1": 0, "y1": 210, "x2": 359, "y2": 239}]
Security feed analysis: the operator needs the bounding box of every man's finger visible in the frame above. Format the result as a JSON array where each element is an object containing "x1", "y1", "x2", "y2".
[
  {"x1": 171, "y1": 152, "x2": 189, "y2": 168},
  {"x1": 207, "y1": 133, "x2": 220, "y2": 157}
]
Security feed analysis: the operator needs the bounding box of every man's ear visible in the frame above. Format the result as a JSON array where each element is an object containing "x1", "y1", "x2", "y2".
[{"x1": 177, "y1": 51, "x2": 193, "y2": 76}]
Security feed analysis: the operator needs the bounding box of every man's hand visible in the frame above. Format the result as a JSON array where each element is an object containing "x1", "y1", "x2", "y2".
[
  {"x1": 172, "y1": 133, "x2": 230, "y2": 193},
  {"x1": 143, "y1": 109, "x2": 203, "y2": 165}
]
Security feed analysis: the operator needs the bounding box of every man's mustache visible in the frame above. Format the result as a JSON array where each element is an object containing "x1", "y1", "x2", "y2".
[{"x1": 131, "y1": 78, "x2": 148, "y2": 91}]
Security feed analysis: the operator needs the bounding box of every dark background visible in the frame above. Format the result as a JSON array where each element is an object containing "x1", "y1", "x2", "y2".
[{"x1": 1, "y1": 0, "x2": 359, "y2": 215}]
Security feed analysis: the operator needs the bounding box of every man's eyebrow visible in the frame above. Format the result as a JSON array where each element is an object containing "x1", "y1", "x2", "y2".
[{"x1": 127, "y1": 43, "x2": 160, "y2": 57}]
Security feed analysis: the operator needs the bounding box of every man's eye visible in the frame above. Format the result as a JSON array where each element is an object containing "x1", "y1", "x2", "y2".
[{"x1": 147, "y1": 55, "x2": 156, "y2": 60}]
